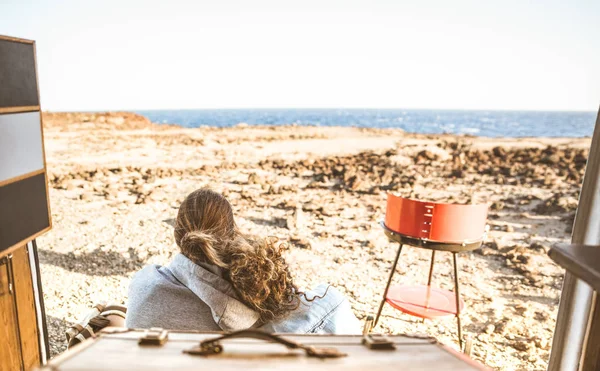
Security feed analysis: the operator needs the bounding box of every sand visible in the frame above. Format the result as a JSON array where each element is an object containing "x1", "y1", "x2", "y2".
[{"x1": 37, "y1": 111, "x2": 589, "y2": 370}]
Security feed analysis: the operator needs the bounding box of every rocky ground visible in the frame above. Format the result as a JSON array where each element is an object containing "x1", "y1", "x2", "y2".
[{"x1": 37, "y1": 112, "x2": 590, "y2": 370}]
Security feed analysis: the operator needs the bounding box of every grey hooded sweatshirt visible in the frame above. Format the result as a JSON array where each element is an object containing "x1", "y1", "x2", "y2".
[{"x1": 126, "y1": 253, "x2": 361, "y2": 334}]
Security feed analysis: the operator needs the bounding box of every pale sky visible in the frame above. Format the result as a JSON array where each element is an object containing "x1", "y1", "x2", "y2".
[{"x1": 1, "y1": 0, "x2": 599, "y2": 111}]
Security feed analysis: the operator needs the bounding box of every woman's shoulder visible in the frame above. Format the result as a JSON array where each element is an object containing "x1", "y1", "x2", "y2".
[
  {"x1": 262, "y1": 283, "x2": 361, "y2": 335},
  {"x1": 128, "y1": 264, "x2": 184, "y2": 297},
  {"x1": 125, "y1": 263, "x2": 204, "y2": 330},
  {"x1": 129, "y1": 264, "x2": 159, "y2": 286},
  {"x1": 131, "y1": 263, "x2": 176, "y2": 283}
]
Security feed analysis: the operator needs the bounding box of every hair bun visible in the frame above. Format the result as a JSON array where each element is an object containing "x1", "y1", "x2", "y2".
[{"x1": 180, "y1": 231, "x2": 226, "y2": 268}]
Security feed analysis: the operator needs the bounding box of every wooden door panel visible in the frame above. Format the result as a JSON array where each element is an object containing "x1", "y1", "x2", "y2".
[
  {"x1": 0, "y1": 257, "x2": 21, "y2": 371},
  {"x1": 13, "y1": 246, "x2": 40, "y2": 370}
]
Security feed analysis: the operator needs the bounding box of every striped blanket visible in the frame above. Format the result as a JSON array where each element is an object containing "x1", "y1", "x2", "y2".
[{"x1": 65, "y1": 303, "x2": 127, "y2": 348}]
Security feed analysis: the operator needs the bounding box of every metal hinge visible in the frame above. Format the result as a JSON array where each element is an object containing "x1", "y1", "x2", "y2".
[
  {"x1": 7, "y1": 254, "x2": 13, "y2": 294},
  {"x1": 0, "y1": 256, "x2": 11, "y2": 296}
]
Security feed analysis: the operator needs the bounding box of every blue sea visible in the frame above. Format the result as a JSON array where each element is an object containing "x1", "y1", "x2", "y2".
[{"x1": 137, "y1": 109, "x2": 597, "y2": 138}]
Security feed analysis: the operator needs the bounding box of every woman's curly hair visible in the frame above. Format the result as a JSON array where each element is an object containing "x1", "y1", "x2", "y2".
[{"x1": 174, "y1": 188, "x2": 300, "y2": 322}]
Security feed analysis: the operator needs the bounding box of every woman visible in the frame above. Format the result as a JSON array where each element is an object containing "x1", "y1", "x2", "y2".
[{"x1": 126, "y1": 188, "x2": 361, "y2": 334}]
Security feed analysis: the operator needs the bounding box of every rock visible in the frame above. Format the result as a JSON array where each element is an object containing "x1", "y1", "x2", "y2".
[
  {"x1": 267, "y1": 185, "x2": 282, "y2": 194},
  {"x1": 305, "y1": 181, "x2": 324, "y2": 189},
  {"x1": 530, "y1": 242, "x2": 548, "y2": 252},
  {"x1": 502, "y1": 225, "x2": 515, "y2": 233},
  {"x1": 247, "y1": 173, "x2": 262, "y2": 185},
  {"x1": 534, "y1": 311, "x2": 550, "y2": 321},
  {"x1": 451, "y1": 169, "x2": 464, "y2": 178},
  {"x1": 416, "y1": 150, "x2": 438, "y2": 163},
  {"x1": 349, "y1": 176, "x2": 363, "y2": 191},
  {"x1": 79, "y1": 192, "x2": 93, "y2": 201},
  {"x1": 66, "y1": 182, "x2": 78, "y2": 191},
  {"x1": 486, "y1": 240, "x2": 499, "y2": 250},
  {"x1": 286, "y1": 206, "x2": 305, "y2": 231},
  {"x1": 542, "y1": 154, "x2": 561, "y2": 165},
  {"x1": 302, "y1": 202, "x2": 320, "y2": 212},
  {"x1": 320, "y1": 206, "x2": 336, "y2": 217},
  {"x1": 513, "y1": 340, "x2": 533, "y2": 352},
  {"x1": 491, "y1": 201, "x2": 505, "y2": 211},
  {"x1": 534, "y1": 194, "x2": 569, "y2": 214},
  {"x1": 103, "y1": 189, "x2": 119, "y2": 200},
  {"x1": 495, "y1": 320, "x2": 507, "y2": 334},
  {"x1": 514, "y1": 304, "x2": 528, "y2": 315},
  {"x1": 534, "y1": 336, "x2": 550, "y2": 350},
  {"x1": 485, "y1": 324, "x2": 496, "y2": 334},
  {"x1": 290, "y1": 236, "x2": 312, "y2": 249},
  {"x1": 492, "y1": 146, "x2": 507, "y2": 159}
]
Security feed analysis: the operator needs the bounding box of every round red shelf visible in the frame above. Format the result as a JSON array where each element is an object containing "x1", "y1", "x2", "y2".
[{"x1": 386, "y1": 285, "x2": 464, "y2": 319}]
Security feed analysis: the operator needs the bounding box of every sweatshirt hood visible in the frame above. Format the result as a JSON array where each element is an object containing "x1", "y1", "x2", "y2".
[{"x1": 167, "y1": 253, "x2": 260, "y2": 331}]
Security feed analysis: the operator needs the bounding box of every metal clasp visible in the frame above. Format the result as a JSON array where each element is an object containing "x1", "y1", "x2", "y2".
[
  {"x1": 139, "y1": 328, "x2": 168, "y2": 346},
  {"x1": 362, "y1": 334, "x2": 396, "y2": 350}
]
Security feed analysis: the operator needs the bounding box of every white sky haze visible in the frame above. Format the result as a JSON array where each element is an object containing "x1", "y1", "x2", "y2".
[{"x1": 1, "y1": 0, "x2": 599, "y2": 111}]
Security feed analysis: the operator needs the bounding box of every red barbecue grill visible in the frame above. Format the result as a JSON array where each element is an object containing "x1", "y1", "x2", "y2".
[{"x1": 373, "y1": 193, "x2": 489, "y2": 352}]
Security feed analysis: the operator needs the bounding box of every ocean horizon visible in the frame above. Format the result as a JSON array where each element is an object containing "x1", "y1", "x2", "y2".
[{"x1": 135, "y1": 108, "x2": 597, "y2": 138}]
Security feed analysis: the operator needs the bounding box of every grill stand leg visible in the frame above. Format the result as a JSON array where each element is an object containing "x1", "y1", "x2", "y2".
[
  {"x1": 422, "y1": 250, "x2": 436, "y2": 323},
  {"x1": 452, "y1": 252, "x2": 464, "y2": 350},
  {"x1": 427, "y1": 250, "x2": 436, "y2": 287},
  {"x1": 374, "y1": 243, "x2": 403, "y2": 328}
]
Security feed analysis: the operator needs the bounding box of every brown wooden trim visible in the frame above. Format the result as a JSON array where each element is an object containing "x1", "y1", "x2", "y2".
[
  {"x1": 581, "y1": 292, "x2": 600, "y2": 371},
  {"x1": 6, "y1": 254, "x2": 26, "y2": 370},
  {"x1": 31, "y1": 240, "x2": 50, "y2": 363},
  {"x1": 548, "y1": 244, "x2": 600, "y2": 292},
  {"x1": 13, "y1": 245, "x2": 42, "y2": 369},
  {"x1": 0, "y1": 228, "x2": 51, "y2": 261},
  {"x1": 0, "y1": 168, "x2": 45, "y2": 188},
  {"x1": 0, "y1": 34, "x2": 34, "y2": 44},
  {"x1": 0, "y1": 106, "x2": 40, "y2": 114},
  {"x1": 33, "y1": 42, "x2": 53, "y2": 231}
]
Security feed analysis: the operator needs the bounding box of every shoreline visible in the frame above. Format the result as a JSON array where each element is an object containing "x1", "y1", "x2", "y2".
[{"x1": 42, "y1": 111, "x2": 595, "y2": 140}]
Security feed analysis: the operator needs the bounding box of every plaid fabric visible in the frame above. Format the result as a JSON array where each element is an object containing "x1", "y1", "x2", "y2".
[{"x1": 66, "y1": 303, "x2": 127, "y2": 348}]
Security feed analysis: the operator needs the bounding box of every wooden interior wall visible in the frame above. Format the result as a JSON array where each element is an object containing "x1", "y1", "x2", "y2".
[
  {"x1": 0, "y1": 257, "x2": 22, "y2": 371},
  {"x1": 0, "y1": 34, "x2": 51, "y2": 371}
]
